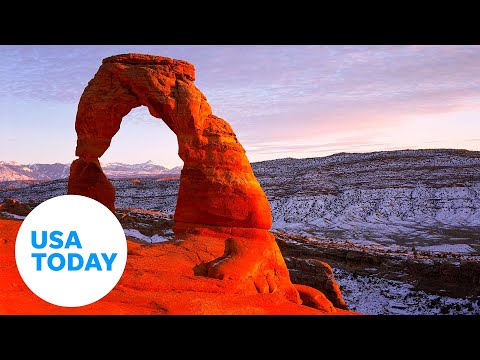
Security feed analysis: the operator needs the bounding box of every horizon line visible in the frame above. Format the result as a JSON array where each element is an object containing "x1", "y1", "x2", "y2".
[{"x1": 1, "y1": 147, "x2": 479, "y2": 168}]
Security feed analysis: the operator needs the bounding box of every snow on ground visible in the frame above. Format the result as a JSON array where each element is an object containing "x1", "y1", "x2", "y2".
[
  {"x1": 124, "y1": 229, "x2": 170, "y2": 243},
  {"x1": 417, "y1": 244, "x2": 476, "y2": 253},
  {"x1": 3, "y1": 149, "x2": 480, "y2": 252},
  {"x1": 334, "y1": 268, "x2": 480, "y2": 315},
  {"x1": 1, "y1": 212, "x2": 26, "y2": 220},
  {"x1": 268, "y1": 192, "x2": 480, "y2": 249},
  {"x1": 256, "y1": 149, "x2": 480, "y2": 250}
]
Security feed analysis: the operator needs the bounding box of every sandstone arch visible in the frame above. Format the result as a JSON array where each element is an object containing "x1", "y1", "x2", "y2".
[
  {"x1": 67, "y1": 54, "x2": 329, "y2": 307},
  {"x1": 68, "y1": 53, "x2": 271, "y2": 230}
]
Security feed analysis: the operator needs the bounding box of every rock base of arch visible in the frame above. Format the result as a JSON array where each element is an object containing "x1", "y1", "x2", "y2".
[{"x1": 0, "y1": 218, "x2": 356, "y2": 314}]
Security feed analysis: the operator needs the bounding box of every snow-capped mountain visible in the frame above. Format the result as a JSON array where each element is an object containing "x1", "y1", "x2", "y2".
[
  {"x1": 101, "y1": 161, "x2": 182, "y2": 178},
  {"x1": 0, "y1": 161, "x2": 70, "y2": 181},
  {"x1": 0, "y1": 160, "x2": 182, "y2": 181}
]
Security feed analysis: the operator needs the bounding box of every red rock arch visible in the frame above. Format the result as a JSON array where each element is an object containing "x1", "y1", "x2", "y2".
[
  {"x1": 67, "y1": 54, "x2": 271, "y2": 230},
  {"x1": 66, "y1": 54, "x2": 330, "y2": 306}
]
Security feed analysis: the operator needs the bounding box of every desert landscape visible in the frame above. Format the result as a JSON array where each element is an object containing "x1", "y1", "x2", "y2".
[
  {"x1": 1, "y1": 46, "x2": 479, "y2": 315},
  {"x1": 2, "y1": 148, "x2": 480, "y2": 314}
]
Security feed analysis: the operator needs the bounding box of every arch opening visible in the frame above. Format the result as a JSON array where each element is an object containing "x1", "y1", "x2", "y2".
[
  {"x1": 103, "y1": 105, "x2": 183, "y2": 170},
  {"x1": 103, "y1": 105, "x2": 182, "y2": 236}
]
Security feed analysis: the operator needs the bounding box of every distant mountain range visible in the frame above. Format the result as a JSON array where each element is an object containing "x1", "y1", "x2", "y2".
[
  {"x1": 4, "y1": 149, "x2": 479, "y2": 250},
  {"x1": 0, "y1": 160, "x2": 182, "y2": 181}
]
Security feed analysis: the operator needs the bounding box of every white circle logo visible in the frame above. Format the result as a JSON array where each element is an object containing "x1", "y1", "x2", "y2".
[{"x1": 15, "y1": 195, "x2": 127, "y2": 307}]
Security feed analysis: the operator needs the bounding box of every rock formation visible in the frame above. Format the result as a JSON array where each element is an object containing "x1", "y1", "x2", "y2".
[
  {"x1": 68, "y1": 53, "x2": 270, "y2": 229},
  {"x1": 67, "y1": 54, "x2": 340, "y2": 311},
  {"x1": 0, "y1": 218, "x2": 355, "y2": 314},
  {"x1": 0, "y1": 198, "x2": 32, "y2": 217},
  {"x1": 287, "y1": 257, "x2": 349, "y2": 309}
]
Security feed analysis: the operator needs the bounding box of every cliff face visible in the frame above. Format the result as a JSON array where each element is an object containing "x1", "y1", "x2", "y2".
[
  {"x1": 275, "y1": 232, "x2": 480, "y2": 299},
  {"x1": 253, "y1": 149, "x2": 480, "y2": 250}
]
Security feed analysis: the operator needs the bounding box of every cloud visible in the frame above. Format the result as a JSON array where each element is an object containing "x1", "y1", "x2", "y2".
[
  {"x1": 195, "y1": 45, "x2": 480, "y2": 147},
  {"x1": 0, "y1": 45, "x2": 208, "y2": 104},
  {"x1": 3, "y1": 45, "x2": 480, "y2": 113},
  {"x1": 243, "y1": 133, "x2": 389, "y2": 159},
  {"x1": 2, "y1": 45, "x2": 480, "y2": 163}
]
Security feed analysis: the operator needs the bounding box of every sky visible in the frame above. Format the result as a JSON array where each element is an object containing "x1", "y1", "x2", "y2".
[{"x1": 1, "y1": 45, "x2": 480, "y2": 168}]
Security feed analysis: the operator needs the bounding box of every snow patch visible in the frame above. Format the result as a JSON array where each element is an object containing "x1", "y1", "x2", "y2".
[
  {"x1": 1, "y1": 212, "x2": 26, "y2": 219},
  {"x1": 334, "y1": 268, "x2": 480, "y2": 315},
  {"x1": 417, "y1": 244, "x2": 476, "y2": 254},
  {"x1": 124, "y1": 229, "x2": 169, "y2": 243}
]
